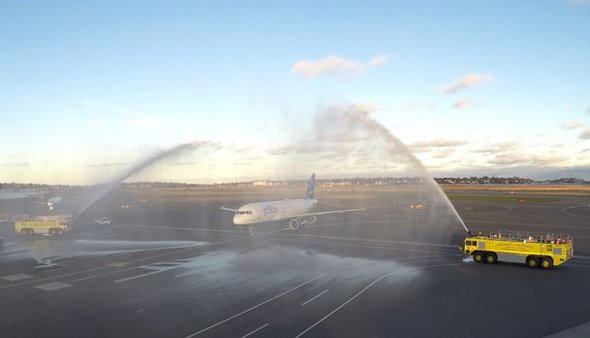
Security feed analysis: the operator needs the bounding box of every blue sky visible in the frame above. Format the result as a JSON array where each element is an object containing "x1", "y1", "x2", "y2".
[{"x1": 1, "y1": 1, "x2": 589, "y2": 184}]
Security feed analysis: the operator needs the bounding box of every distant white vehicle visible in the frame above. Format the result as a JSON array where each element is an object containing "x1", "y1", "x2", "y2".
[
  {"x1": 221, "y1": 173, "x2": 365, "y2": 235},
  {"x1": 94, "y1": 217, "x2": 113, "y2": 225}
]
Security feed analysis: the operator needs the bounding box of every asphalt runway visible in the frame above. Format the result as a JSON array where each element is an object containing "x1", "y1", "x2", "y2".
[{"x1": 1, "y1": 188, "x2": 589, "y2": 338}]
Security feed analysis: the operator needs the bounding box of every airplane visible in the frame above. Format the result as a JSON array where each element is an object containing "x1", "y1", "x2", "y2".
[
  {"x1": 221, "y1": 173, "x2": 365, "y2": 235},
  {"x1": 26, "y1": 194, "x2": 62, "y2": 210},
  {"x1": 45, "y1": 196, "x2": 62, "y2": 210},
  {"x1": 0, "y1": 191, "x2": 63, "y2": 212}
]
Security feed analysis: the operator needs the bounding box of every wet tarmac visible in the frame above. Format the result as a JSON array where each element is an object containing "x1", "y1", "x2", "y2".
[{"x1": 0, "y1": 189, "x2": 589, "y2": 338}]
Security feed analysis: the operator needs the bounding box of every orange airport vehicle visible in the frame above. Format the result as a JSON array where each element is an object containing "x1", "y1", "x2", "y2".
[{"x1": 460, "y1": 230, "x2": 573, "y2": 269}]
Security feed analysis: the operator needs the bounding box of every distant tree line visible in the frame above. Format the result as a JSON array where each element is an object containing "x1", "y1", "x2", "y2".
[{"x1": 0, "y1": 176, "x2": 588, "y2": 190}]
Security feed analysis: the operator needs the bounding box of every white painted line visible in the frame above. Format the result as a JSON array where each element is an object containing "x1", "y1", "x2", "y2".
[
  {"x1": 34, "y1": 281, "x2": 72, "y2": 291},
  {"x1": 346, "y1": 268, "x2": 372, "y2": 279},
  {"x1": 114, "y1": 261, "x2": 187, "y2": 283},
  {"x1": 294, "y1": 262, "x2": 460, "y2": 338},
  {"x1": 462, "y1": 257, "x2": 474, "y2": 263},
  {"x1": 62, "y1": 238, "x2": 243, "y2": 284},
  {"x1": 239, "y1": 323, "x2": 269, "y2": 338},
  {"x1": 301, "y1": 289, "x2": 330, "y2": 306},
  {"x1": 295, "y1": 274, "x2": 391, "y2": 338},
  {"x1": 174, "y1": 271, "x2": 197, "y2": 278},
  {"x1": 0, "y1": 238, "x2": 240, "y2": 291},
  {"x1": 114, "y1": 270, "x2": 165, "y2": 283},
  {"x1": 2, "y1": 273, "x2": 33, "y2": 282},
  {"x1": 72, "y1": 275, "x2": 100, "y2": 283},
  {"x1": 184, "y1": 267, "x2": 345, "y2": 337}
]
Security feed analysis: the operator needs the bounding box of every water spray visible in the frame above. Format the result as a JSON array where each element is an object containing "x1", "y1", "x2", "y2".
[
  {"x1": 78, "y1": 141, "x2": 209, "y2": 216},
  {"x1": 317, "y1": 104, "x2": 471, "y2": 234}
]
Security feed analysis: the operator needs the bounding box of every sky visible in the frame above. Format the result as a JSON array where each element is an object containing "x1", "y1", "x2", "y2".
[{"x1": 1, "y1": 0, "x2": 589, "y2": 184}]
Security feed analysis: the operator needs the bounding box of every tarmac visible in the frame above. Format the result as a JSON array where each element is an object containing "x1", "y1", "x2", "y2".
[{"x1": 0, "y1": 189, "x2": 589, "y2": 338}]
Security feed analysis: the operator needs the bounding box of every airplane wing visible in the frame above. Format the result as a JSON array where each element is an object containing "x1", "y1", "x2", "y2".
[
  {"x1": 220, "y1": 206, "x2": 239, "y2": 213},
  {"x1": 299, "y1": 208, "x2": 367, "y2": 217}
]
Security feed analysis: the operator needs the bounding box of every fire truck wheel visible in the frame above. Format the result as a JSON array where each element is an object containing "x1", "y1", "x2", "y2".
[
  {"x1": 473, "y1": 252, "x2": 484, "y2": 263},
  {"x1": 485, "y1": 253, "x2": 497, "y2": 264},
  {"x1": 526, "y1": 256, "x2": 539, "y2": 268},
  {"x1": 540, "y1": 257, "x2": 553, "y2": 269}
]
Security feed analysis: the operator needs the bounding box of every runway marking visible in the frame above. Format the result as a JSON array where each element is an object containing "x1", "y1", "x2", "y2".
[
  {"x1": 271, "y1": 236, "x2": 461, "y2": 258},
  {"x1": 239, "y1": 323, "x2": 269, "y2": 338},
  {"x1": 346, "y1": 268, "x2": 373, "y2": 279},
  {"x1": 301, "y1": 289, "x2": 330, "y2": 306},
  {"x1": 34, "y1": 281, "x2": 72, "y2": 291},
  {"x1": 273, "y1": 232, "x2": 456, "y2": 249},
  {"x1": 0, "y1": 237, "x2": 244, "y2": 291},
  {"x1": 560, "y1": 205, "x2": 590, "y2": 219},
  {"x1": 294, "y1": 262, "x2": 461, "y2": 338},
  {"x1": 115, "y1": 229, "x2": 140, "y2": 236},
  {"x1": 105, "y1": 262, "x2": 129, "y2": 268},
  {"x1": 184, "y1": 267, "x2": 346, "y2": 337},
  {"x1": 2, "y1": 273, "x2": 33, "y2": 282},
  {"x1": 114, "y1": 261, "x2": 185, "y2": 283},
  {"x1": 464, "y1": 204, "x2": 512, "y2": 214},
  {"x1": 119, "y1": 223, "x2": 239, "y2": 235}
]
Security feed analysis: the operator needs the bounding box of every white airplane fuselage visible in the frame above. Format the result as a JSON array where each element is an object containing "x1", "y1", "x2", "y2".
[
  {"x1": 47, "y1": 197, "x2": 62, "y2": 210},
  {"x1": 233, "y1": 198, "x2": 318, "y2": 225}
]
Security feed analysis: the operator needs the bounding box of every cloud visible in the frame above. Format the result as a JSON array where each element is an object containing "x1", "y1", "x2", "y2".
[
  {"x1": 580, "y1": 129, "x2": 590, "y2": 140},
  {"x1": 409, "y1": 138, "x2": 469, "y2": 148},
  {"x1": 168, "y1": 161, "x2": 198, "y2": 166},
  {"x1": 433, "y1": 148, "x2": 455, "y2": 159},
  {"x1": 451, "y1": 98, "x2": 472, "y2": 110},
  {"x1": 291, "y1": 54, "x2": 391, "y2": 79},
  {"x1": 441, "y1": 73, "x2": 493, "y2": 94},
  {"x1": 487, "y1": 152, "x2": 529, "y2": 166},
  {"x1": 83, "y1": 162, "x2": 132, "y2": 168},
  {"x1": 586, "y1": 107, "x2": 590, "y2": 114},
  {"x1": 267, "y1": 141, "x2": 353, "y2": 156},
  {"x1": 0, "y1": 162, "x2": 29, "y2": 167},
  {"x1": 560, "y1": 120, "x2": 584, "y2": 130},
  {"x1": 472, "y1": 141, "x2": 519, "y2": 154},
  {"x1": 365, "y1": 54, "x2": 392, "y2": 67},
  {"x1": 487, "y1": 152, "x2": 568, "y2": 166}
]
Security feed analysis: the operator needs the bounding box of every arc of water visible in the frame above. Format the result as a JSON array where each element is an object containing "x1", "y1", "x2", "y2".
[{"x1": 78, "y1": 141, "x2": 210, "y2": 216}]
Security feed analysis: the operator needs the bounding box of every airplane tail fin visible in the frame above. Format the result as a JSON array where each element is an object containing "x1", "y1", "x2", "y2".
[{"x1": 304, "y1": 173, "x2": 315, "y2": 199}]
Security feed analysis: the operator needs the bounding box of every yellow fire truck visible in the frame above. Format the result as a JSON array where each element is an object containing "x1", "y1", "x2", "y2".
[
  {"x1": 15, "y1": 215, "x2": 72, "y2": 236},
  {"x1": 460, "y1": 231, "x2": 573, "y2": 269}
]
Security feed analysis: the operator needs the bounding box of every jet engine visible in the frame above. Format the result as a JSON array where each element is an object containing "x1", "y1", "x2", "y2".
[{"x1": 288, "y1": 219, "x2": 300, "y2": 231}]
